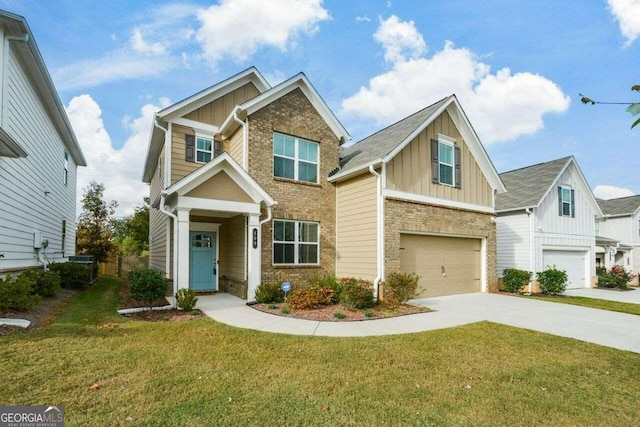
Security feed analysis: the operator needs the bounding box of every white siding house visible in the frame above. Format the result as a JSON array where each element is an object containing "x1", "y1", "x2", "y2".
[
  {"x1": 596, "y1": 195, "x2": 640, "y2": 280},
  {"x1": 0, "y1": 10, "x2": 86, "y2": 275},
  {"x1": 496, "y1": 157, "x2": 602, "y2": 291}
]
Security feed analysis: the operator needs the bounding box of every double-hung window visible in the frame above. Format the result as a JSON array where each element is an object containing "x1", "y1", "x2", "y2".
[
  {"x1": 431, "y1": 135, "x2": 460, "y2": 188},
  {"x1": 63, "y1": 151, "x2": 69, "y2": 186},
  {"x1": 273, "y1": 219, "x2": 319, "y2": 265},
  {"x1": 273, "y1": 133, "x2": 319, "y2": 183},
  {"x1": 196, "y1": 136, "x2": 213, "y2": 163},
  {"x1": 558, "y1": 186, "x2": 575, "y2": 217},
  {"x1": 438, "y1": 142, "x2": 454, "y2": 186}
]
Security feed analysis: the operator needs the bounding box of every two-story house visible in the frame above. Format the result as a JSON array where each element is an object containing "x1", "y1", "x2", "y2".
[
  {"x1": 142, "y1": 68, "x2": 506, "y2": 301},
  {"x1": 0, "y1": 10, "x2": 86, "y2": 276},
  {"x1": 596, "y1": 195, "x2": 640, "y2": 281},
  {"x1": 496, "y1": 157, "x2": 602, "y2": 292}
]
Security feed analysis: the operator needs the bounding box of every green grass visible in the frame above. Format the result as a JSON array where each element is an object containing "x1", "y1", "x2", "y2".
[
  {"x1": 526, "y1": 294, "x2": 640, "y2": 316},
  {"x1": 2, "y1": 276, "x2": 640, "y2": 426}
]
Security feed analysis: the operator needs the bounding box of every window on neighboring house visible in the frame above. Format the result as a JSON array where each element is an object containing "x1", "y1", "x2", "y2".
[
  {"x1": 431, "y1": 135, "x2": 461, "y2": 188},
  {"x1": 273, "y1": 133, "x2": 319, "y2": 184},
  {"x1": 63, "y1": 151, "x2": 69, "y2": 186},
  {"x1": 558, "y1": 186, "x2": 575, "y2": 217},
  {"x1": 273, "y1": 219, "x2": 319, "y2": 265},
  {"x1": 61, "y1": 219, "x2": 66, "y2": 256},
  {"x1": 595, "y1": 221, "x2": 600, "y2": 236}
]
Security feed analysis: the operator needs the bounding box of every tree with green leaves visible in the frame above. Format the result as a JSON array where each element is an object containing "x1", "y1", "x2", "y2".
[
  {"x1": 76, "y1": 181, "x2": 118, "y2": 266},
  {"x1": 580, "y1": 85, "x2": 640, "y2": 128},
  {"x1": 112, "y1": 198, "x2": 150, "y2": 256}
]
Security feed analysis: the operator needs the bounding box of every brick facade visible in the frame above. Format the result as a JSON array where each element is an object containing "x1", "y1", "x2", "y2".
[
  {"x1": 247, "y1": 88, "x2": 339, "y2": 286},
  {"x1": 384, "y1": 197, "x2": 499, "y2": 292}
]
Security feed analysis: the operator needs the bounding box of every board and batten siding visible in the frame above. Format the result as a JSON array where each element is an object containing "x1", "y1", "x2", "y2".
[
  {"x1": 385, "y1": 110, "x2": 493, "y2": 208},
  {"x1": 148, "y1": 147, "x2": 166, "y2": 273},
  {"x1": 496, "y1": 212, "x2": 531, "y2": 275},
  {"x1": 0, "y1": 44, "x2": 77, "y2": 272},
  {"x1": 184, "y1": 82, "x2": 260, "y2": 127},
  {"x1": 228, "y1": 126, "x2": 244, "y2": 167},
  {"x1": 335, "y1": 172, "x2": 378, "y2": 281},
  {"x1": 218, "y1": 214, "x2": 246, "y2": 281}
]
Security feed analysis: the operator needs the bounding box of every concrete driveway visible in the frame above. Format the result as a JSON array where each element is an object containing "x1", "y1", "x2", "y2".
[{"x1": 564, "y1": 287, "x2": 640, "y2": 304}]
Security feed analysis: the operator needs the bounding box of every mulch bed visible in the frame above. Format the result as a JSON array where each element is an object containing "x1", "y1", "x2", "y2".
[
  {"x1": 118, "y1": 281, "x2": 173, "y2": 309},
  {"x1": 252, "y1": 303, "x2": 429, "y2": 322},
  {"x1": 118, "y1": 280, "x2": 205, "y2": 322},
  {"x1": 0, "y1": 288, "x2": 80, "y2": 335}
]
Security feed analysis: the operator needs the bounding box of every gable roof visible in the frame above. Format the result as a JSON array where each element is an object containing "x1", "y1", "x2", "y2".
[
  {"x1": 219, "y1": 72, "x2": 350, "y2": 143},
  {"x1": 328, "y1": 95, "x2": 505, "y2": 193},
  {"x1": 496, "y1": 156, "x2": 603, "y2": 216},
  {"x1": 0, "y1": 10, "x2": 86, "y2": 165},
  {"x1": 597, "y1": 195, "x2": 640, "y2": 217}
]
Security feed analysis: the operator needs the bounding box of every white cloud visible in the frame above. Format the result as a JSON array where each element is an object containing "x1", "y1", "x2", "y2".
[
  {"x1": 608, "y1": 0, "x2": 640, "y2": 46},
  {"x1": 355, "y1": 16, "x2": 371, "y2": 22},
  {"x1": 373, "y1": 15, "x2": 426, "y2": 63},
  {"x1": 593, "y1": 185, "x2": 635, "y2": 200},
  {"x1": 130, "y1": 29, "x2": 166, "y2": 55},
  {"x1": 67, "y1": 95, "x2": 169, "y2": 217},
  {"x1": 342, "y1": 16, "x2": 570, "y2": 144},
  {"x1": 195, "y1": 0, "x2": 330, "y2": 65}
]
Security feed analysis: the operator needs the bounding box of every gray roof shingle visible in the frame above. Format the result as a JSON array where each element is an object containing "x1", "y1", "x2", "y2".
[
  {"x1": 597, "y1": 195, "x2": 640, "y2": 216},
  {"x1": 496, "y1": 156, "x2": 572, "y2": 211}
]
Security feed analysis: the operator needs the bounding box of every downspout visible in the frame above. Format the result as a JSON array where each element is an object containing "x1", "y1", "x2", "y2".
[
  {"x1": 525, "y1": 208, "x2": 535, "y2": 294},
  {"x1": 159, "y1": 194, "x2": 179, "y2": 299},
  {"x1": 232, "y1": 110, "x2": 248, "y2": 170},
  {"x1": 369, "y1": 165, "x2": 384, "y2": 300}
]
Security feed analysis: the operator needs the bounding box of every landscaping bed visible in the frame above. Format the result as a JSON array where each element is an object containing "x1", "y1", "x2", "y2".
[
  {"x1": 125, "y1": 309, "x2": 205, "y2": 322},
  {"x1": 252, "y1": 302, "x2": 428, "y2": 321}
]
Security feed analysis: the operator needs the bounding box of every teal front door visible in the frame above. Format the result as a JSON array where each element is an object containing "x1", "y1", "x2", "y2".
[{"x1": 189, "y1": 231, "x2": 217, "y2": 291}]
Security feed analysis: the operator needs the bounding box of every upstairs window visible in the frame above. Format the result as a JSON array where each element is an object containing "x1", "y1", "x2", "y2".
[
  {"x1": 273, "y1": 219, "x2": 319, "y2": 265},
  {"x1": 558, "y1": 186, "x2": 575, "y2": 217},
  {"x1": 431, "y1": 135, "x2": 461, "y2": 188},
  {"x1": 63, "y1": 151, "x2": 69, "y2": 186},
  {"x1": 273, "y1": 133, "x2": 319, "y2": 184},
  {"x1": 185, "y1": 134, "x2": 222, "y2": 164},
  {"x1": 196, "y1": 137, "x2": 212, "y2": 163}
]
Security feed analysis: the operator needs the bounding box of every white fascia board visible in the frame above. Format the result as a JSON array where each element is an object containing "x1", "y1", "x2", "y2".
[
  {"x1": 327, "y1": 160, "x2": 383, "y2": 182},
  {"x1": 383, "y1": 189, "x2": 496, "y2": 214},
  {"x1": 142, "y1": 119, "x2": 164, "y2": 183},
  {"x1": 566, "y1": 158, "x2": 604, "y2": 217},
  {"x1": 178, "y1": 196, "x2": 261, "y2": 214},
  {"x1": 172, "y1": 117, "x2": 219, "y2": 135},
  {"x1": 534, "y1": 157, "x2": 572, "y2": 210},
  {"x1": 496, "y1": 206, "x2": 536, "y2": 214}
]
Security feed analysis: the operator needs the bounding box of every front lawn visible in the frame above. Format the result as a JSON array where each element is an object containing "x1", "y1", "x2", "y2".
[
  {"x1": 1, "y1": 276, "x2": 639, "y2": 426},
  {"x1": 526, "y1": 294, "x2": 640, "y2": 316}
]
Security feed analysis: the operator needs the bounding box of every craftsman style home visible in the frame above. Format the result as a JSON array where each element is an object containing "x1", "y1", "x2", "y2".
[{"x1": 143, "y1": 67, "x2": 506, "y2": 301}]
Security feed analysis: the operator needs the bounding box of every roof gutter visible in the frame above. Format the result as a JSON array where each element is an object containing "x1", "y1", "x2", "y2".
[{"x1": 369, "y1": 164, "x2": 384, "y2": 300}]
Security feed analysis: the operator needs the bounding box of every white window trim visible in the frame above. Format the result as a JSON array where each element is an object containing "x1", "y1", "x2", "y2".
[
  {"x1": 272, "y1": 219, "x2": 320, "y2": 266},
  {"x1": 195, "y1": 133, "x2": 214, "y2": 164},
  {"x1": 63, "y1": 151, "x2": 69, "y2": 186},
  {"x1": 560, "y1": 185, "x2": 573, "y2": 217},
  {"x1": 437, "y1": 135, "x2": 455, "y2": 187},
  {"x1": 273, "y1": 133, "x2": 320, "y2": 184}
]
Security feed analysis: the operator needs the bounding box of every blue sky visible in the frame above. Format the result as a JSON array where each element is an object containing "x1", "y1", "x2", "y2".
[{"x1": 1, "y1": 0, "x2": 638, "y2": 216}]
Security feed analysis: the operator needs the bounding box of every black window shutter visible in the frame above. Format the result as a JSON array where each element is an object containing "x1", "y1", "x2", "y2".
[
  {"x1": 431, "y1": 138, "x2": 439, "y2": 183},
  {"x1": 214, "y1": 140, "x2": 222, "y2": 158},
  {"x1": 185, "y1": 134, "x2": 195, "y2": 162},
  {"x1": 558, "y1": 186, "x2": 562, "y2": 216},
  {"x1": 454, "y1": 145, "x2": 461, "y2": 189},
  {"x1": 570, "y1": 189, "x2": 575, "y2": 218}
]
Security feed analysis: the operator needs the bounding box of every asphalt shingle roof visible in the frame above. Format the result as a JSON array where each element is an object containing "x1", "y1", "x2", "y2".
[
  {"x1": 335, "y1": 96, "x2": 450, "y2": 178},
  {"x1": 597, "y1": 195, "x2": 640, "y2": 216},
  {"x1": 496, "y1": 156, "x2": 572, "y2": 211}
]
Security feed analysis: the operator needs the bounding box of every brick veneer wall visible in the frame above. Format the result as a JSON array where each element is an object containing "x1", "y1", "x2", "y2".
[
  {"x1": 247, "y1": 88, "x2": 339, "y2": 286},
  {"x1": 384, "y1": 197, "x2": 499, "y2": 292}
]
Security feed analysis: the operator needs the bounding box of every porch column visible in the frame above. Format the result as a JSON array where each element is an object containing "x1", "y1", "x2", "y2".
[
  {"x1": 177, "y1": 208, "x2": 191, "y2": 290},
  {"x1": 246, "y1": 213, "x2": 261, "y2": 301}
]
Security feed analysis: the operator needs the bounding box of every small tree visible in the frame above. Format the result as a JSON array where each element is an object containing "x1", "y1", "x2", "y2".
[{"x1": 113, "y1": 198, "x2": 149, "y2": 256}]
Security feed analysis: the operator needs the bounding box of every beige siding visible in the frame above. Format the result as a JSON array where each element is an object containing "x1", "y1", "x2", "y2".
[
  {"x1": 185, "y1": 171, "x2": 253, "y2": 202},
  {"x1": 218, "y1": 214, "x2": 246, "y2": 281},
  {"x1": 228, "y1": 127, "x2": 244, "y2": 166},
  {"x1": 336, "y1": 173, "x2": 378, "y2": 280},
  {"x1": 149, "y1": 147, "x2": 166, "y2": 272},
  {"x1": 184, "y1": 83, "x2": 260, "y2": 126},
  {"x1": 171, "y1": 124, "x2": 201, "y2": 183},
  {"x1": 386, "y1": 110, "x2": 493, "y2": 208}
]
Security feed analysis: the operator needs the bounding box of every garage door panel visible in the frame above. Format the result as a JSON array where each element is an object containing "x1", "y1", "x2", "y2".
[
  {"x1": 400, "y1": 234, "x2": 481, "y2": 298},
  {"x1": 542, "y1": 250, "x2": 586, "y2": 290}
]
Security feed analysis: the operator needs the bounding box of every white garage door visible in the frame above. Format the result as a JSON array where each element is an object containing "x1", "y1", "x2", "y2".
[
  {"x1": 542, "y1": 250, "x2": 587, "y2": 289},
  {"x1": 400, "y1": 234, "x2": 482, "y2": 298}
]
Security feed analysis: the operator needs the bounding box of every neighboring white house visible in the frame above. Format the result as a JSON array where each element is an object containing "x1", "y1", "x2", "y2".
[
  {"x1": 495, "y1": 156, "x2": 602, "y2": 291},
  {"x1": 596, "y1": 195, "x2": 640, "y2": 280},
  {"x1": 0, "y1": 10, "x2": 86, "y2": 275}
]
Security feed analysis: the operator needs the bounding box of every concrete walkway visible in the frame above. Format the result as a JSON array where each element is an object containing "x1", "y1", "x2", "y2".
[
  {"x1": 564, "y1": 287, "x2": 639, "y2": 304},
  {"x1": 196, "y1": 293, "x2": 640, "y2": 353}
]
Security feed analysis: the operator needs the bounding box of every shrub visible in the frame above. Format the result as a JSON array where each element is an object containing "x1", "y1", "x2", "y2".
[
  {"x1": 340, "y1": 278, "x2": 375, "y2": 310},
  {"x1": 49, "y1": 262, "x2": 91, "y2": 290},
  {"x1": 21, "y1": 269, "x2": 60, "y2": 297},
  {"x1": 598, "y1": 265, "x2": 636, "y2": 289},
  {"x1": 128, "y1": 268, "x2": 166, "y2": 307},
  {"x1": 281, "y1": 307, "x2": 290, "y2": 314},
  {"x1": 255, "y1": 282, "x2": 285, "y2": 303},
  {"x1": 0, "y1": 274, "x2": 41, "y2": 312},
  {"x1": 175, "y1": 288, "x2": 198, "y2": 311},
  {"x1": 502, "y1": 268, "x2": 531, "y2": 293},
  {"x1": 364, "y1": 310, "x2": 375, "y2": 318},
  {"x1": 287, "y1": 286, "x2": 334, "y2": 310},
  {"x1": 333, "y1": 312, "x2": 346, "y2": 319},
  {"x1": 310, "y1": 274, "x2": 342, "y2": 303},
  {"x1": 383, "y1": 272, "x2": 420, "y2": 306},
  {"x1": 537, "y1": 268, "x2": 567, "y2": 295}
]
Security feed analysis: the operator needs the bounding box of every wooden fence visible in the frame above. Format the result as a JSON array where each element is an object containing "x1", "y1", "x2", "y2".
[{"x1": 99, "y1": 255, "x2": 148, "y2": 277}]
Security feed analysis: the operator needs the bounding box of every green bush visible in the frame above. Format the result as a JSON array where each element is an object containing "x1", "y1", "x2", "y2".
[
  {"x1": 340, "y1": 278, "x2": 375, "y2": 310},
  {"x1": 175, "y1": 288, "x2": 198, "y2": 311},
  {"x1": 255, "y1": 282, "x2": 285, "y2": 303},
  {"x1": 128, "y1": 268, "x2": 166, "y2": 307},
  {"x1": 502, "y1": 268, "x2": 531, "y2": 293},
  {"x1": 333, "y1": 312, "x2": 346, "y2": 319},
  {"x1": 309, "y1": 274, "x2": 342, "y2": 303},
  {"x1": 49, "y1": 262, "x2": 91, "y2": 290},
  {"x1": 598, "y1": 265, "x2": 635, "y2": 289},
  {"x1": 383, "y1": 272, "x2": 420, "y2": 305},
  {"x1": 537, "y1": 268, "x2": 567, "y2": 295},
  {"x1": 21, "y1": 269, "x2": 61, "y2": 297},
  {"x1": 287, "y1": 286, "x2": 334, "y2": 310},
  {"x1": 0, "y1": 274, "x2": 41, "y2": 312}
]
